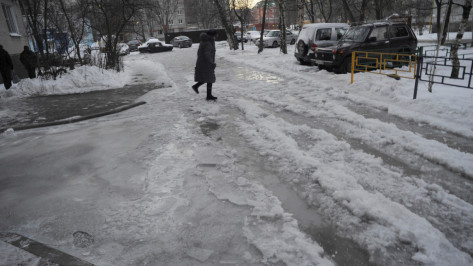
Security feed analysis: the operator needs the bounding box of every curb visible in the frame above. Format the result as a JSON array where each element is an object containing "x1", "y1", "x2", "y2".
[
  {"x1": 0, "y1": 101, "x2": 146, "y2": 133},
  {"x1": 0, "y1": 232, "x2": 94, "y2": 266}
]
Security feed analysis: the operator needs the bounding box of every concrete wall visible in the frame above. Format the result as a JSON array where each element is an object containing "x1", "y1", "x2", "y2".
[{"x1": 1, "y1": 0, "x2": 30, "y2": 83}]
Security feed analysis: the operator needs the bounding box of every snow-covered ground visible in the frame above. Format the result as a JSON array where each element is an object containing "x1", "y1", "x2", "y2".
[{"x1": 1, "y1": 42, "x2": 472, "y2": 265}]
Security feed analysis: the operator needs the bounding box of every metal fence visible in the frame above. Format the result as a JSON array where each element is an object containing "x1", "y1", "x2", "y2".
[
  {"x1": 350, "y1": 51, "x2": 418, "y2": 84},
  {"x1": 413, "y1": 55, "x2": 473, "y2": 98}
]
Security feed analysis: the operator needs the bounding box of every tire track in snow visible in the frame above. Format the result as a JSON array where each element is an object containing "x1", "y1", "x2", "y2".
[
  {"x1": 225, "y1": 58, "x2": 473, "y2": 180},
  {"x1": 225, "y1": 97, "x2": 472, "y2": 265}
]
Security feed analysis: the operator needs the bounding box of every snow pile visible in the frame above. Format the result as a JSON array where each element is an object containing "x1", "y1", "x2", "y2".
[
  {"x1": 0, "y1": 65, "x2": 127, "y2": 98},
  {"x1": 0, "y1": 53, "x2": 173, "y2": 99},
  {"x1": 122, "y1": 56, "x2": 173, "y2": 87}
]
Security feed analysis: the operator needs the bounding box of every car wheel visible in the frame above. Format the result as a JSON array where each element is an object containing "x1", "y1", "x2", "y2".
[
  {"x1": 335, "y1": 57, "x2": 351, "y2": 74},
  {"x1": 290, "y1": 39, "x2": 295, "y2": 45},
  {"x1": 297, "y1": 40, "x2": 308, "y2": 56},
  {"x1": 272, "y1": 41, "x2": 278, "y2": 48}
]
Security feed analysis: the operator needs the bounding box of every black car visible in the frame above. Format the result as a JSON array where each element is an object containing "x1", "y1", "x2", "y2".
[
  {"x1": 314, "y1": 21, "x2": 417, "y2": 73},
  {"x1": 171, "y1": 36, "x2": 193, "y2": 48},
  {"x1": 138, "y1": 40, "x2": 173, "y2": 53},
  {"x1": 235, "y1": 32, "x2": 248, "y2": 43},
  {"x1": 127, "y1": 40, "x2": 141, "y2": 51}
]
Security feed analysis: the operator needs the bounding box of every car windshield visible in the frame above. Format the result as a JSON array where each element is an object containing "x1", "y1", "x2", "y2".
[
  {"x1": 180, "y1": 36, "x2": 189, "y2": 40},
  {"x1": 341, "y1": 26, "x2": 370, "y2": 42},
  {"x1": 267, "y1": 31, "x2": 279, "y2": 37}
]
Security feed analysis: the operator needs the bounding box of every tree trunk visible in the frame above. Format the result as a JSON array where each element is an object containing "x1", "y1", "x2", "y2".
[
  {"x1": 213, "y1": 0, "x2": 238, "y2": 50},
  {"x1": 451, "y1": 0, "x2": 472, "y2": 78},
  {"x1": 278, "y1": 0, "x2": 287, "y2": 54},
  {"x1": 258, "y1": 0, "x2": 269, "y2": 53},
  {"x1": 441, "y1": 0, "x2": 453, "y2": 44},
  {"x1": 435, "y1": 0, "x2": 442, "y2": 41}
]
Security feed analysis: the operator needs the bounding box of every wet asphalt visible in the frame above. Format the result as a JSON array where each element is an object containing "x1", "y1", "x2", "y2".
[{"x1": 0, "y1": 83, "x2": 161, "y2": 130}]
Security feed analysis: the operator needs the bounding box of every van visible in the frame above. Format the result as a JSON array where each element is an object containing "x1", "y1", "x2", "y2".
[{"x1": 294, "y1": 23, "x2": 349, "y2": 65}]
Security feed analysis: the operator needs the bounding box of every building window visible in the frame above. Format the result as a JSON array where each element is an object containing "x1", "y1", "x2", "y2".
[
  {"x1": 2, "y1": 4, "x2": 19, "y2": 34},
  {"x1": 179, "y1": 19, "x2": 183, "y2": 24},
  {"x1": 169, "y1": 19, "x2": 173, "y2": 25},
  {"x1": 177, "y1": 9, "x2": 183, "y2": 15}
]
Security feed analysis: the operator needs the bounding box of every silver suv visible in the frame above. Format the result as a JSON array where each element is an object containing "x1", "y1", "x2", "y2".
[
  {"x1": 294, "y1": 23, "x2": 348, "y2": 65},
  {"x1": 255, "y1": 30, "x2": 297, "y2": 48}
]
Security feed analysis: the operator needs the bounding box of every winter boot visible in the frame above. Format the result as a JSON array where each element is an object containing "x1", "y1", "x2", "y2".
[
  {"x1": 206, "y1": 85, "x2": 217, "y2": 101},
  {"x1": 192, "y1": 83, "x2": 200, "y2": 94}
]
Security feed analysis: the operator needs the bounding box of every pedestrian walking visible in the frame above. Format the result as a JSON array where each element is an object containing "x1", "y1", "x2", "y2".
[
  {"x1": 192, "y1": 29, "x2": 218, "y2": 101},
  {"x1": 0, "y1": 44, "x2": 14, "y2": 90},
  {"x1": 20, "y1": 46, "x2": 37, "y2": 79}
]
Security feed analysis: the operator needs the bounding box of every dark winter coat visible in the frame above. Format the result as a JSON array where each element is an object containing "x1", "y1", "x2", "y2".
[
  {"x1": 194, "y1": 33, "x2": 216, "y2": 83},
  {"x1": 0, "y1": 47, "x2": 13, "y2": 72},
  {"x1": 20, "y1": 49, "x2": 37, "y2": 69}
]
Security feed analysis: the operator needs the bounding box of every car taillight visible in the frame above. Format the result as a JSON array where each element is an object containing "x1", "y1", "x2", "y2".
[{"x1": 311, "y1": 43, "x2": 317, "y2": 51}]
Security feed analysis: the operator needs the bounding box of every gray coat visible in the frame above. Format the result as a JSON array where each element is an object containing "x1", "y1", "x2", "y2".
[{"x1": 194, "y1": 33, "x2": 216, "y2": 83}]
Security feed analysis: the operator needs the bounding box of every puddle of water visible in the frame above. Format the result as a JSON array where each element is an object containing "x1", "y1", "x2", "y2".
[
  {"x1": 234, "y1": 67, "x2": 285, "y2": 84},
  {"x1": 0, "y1": 83, "x2": 163, "y2": 129},
  {"x1": 200, "y1": 121, "x2": 220, "y2": 136}
]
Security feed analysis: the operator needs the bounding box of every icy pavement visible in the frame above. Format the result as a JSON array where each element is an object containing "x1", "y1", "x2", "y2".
[
  {"x1": 0, "y1": 83, "x2": 162, "y2": 129},
  {"x1": 1, "y1": 44, "x2": 473, "y2": 265}
]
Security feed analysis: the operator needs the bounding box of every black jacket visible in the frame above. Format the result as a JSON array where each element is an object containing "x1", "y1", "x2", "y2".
[
  {"x1": 194, "y1": 33, "x2": 216, "y2": 83},
  {"x1": 20, "y1": 49, "x2": 37, "y2": 68},
  {"x1": 0, "y1": 48, "x2": 13, "y2": 72}
]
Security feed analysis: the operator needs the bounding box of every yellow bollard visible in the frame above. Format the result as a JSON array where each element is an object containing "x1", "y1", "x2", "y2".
[{"x1": 351, "y1": 52, "x2": 355, "y2": 84}]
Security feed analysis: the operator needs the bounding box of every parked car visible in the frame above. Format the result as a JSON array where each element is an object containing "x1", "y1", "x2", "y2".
[
  {"x1": 138, "y1": 39, "x2": 173, "y2": 53},
  {"x1": 255, "y1": 30, "x2": 297, "y2": 48},
  {"x1": 294, "y1": 23, "x2": 348, "y2": 65},
  {"x1": 234, "y1": 32, "x2": 248, "y2": 43},
  {"x1": 170, "y1": 36, "x2": 193, "y2": 48},
  {"x1": 245, "y1": 30, "x2": 269, "y2": 43},
  {"x1": 117, "y1": 43, "x2": 130, "y2": 55},
  {"x1": 314, "y1": 21, "x2": 417, "y2": 73},
  {"x1": 127, "y1": 40, "x2": 141, "y2": 51}
]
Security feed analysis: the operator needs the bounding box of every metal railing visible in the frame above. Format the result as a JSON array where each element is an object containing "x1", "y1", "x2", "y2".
[
  {"x1": 350, "y1": 51, "x2": 417, "y2": 84},
  {"x1": 413, "y1": 55, "x2": 473, "y2": 98}
]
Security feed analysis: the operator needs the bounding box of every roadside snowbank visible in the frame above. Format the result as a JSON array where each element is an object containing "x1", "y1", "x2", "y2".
[{"x1": 0, "y1": 54, "x2": 172, "y2": 99}]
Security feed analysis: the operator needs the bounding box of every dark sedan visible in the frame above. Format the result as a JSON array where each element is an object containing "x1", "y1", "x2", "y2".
[
  {"x1": 138, "y1": 40, "x2": 173, "y2": 53},
  {"x1": 171, "y1": 36, "x2": 193, "y2": 48},
  {"x1": 127, "y1": 40, "x2": 141, "y2": 51}
]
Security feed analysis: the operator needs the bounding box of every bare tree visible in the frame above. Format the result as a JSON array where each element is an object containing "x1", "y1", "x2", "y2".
[
  {"x1": 315, "y1": 0, "x2": 333, "y2": 22},
  {"x1": 258, "y1": 0, "x2": 269, "y2": 53},
  {"x1": 53, "y1": 0, "x2": 89, "y2": 65},
  {"x1": 232, "y1": 0, "x2": 252, "y2": 50},
  {"x1": 149, "y1": 0, "x2": 179, "y2": 37},
  {"x1": 278, "y1": 0, "x2": 288, "y2": 54},
  {"x1": 441, "y1": 0, "x2": 454, "y2": 44},
  {"x1": 451, "y1": 0, "x2": 472, "y2": 78},
  {"x1": 213, "y1": 0, "x2": 239, "y2": 50},
  {"x1": 88, "y1": 0, "x2": 141, "y2": 70},
  {"x1": 303, "y1": 0, "x2": 316, "y2": 22},
  {"x1": 184, "y1": 0, "x2": 221, "y2": 29},
  {"x1": 19, "y1": 0, "x2": 48, "y2": 57}
]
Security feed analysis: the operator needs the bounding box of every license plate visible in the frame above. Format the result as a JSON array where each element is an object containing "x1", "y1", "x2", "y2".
[{"x1": 315, "y1": 60, "x2": 325, "y2": 65}]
